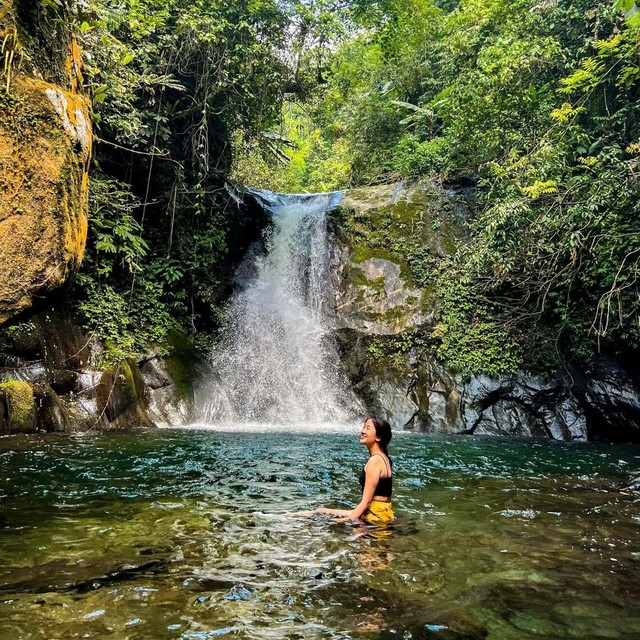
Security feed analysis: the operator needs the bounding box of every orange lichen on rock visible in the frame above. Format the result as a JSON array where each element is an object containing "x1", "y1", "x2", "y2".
[
  {"x1": 66, "y1": 35, "x2": 84, "y2": 92},
  {"x1": 0, "y1": 82, "x2": 91, "y2": 323},
  {"x1": 0, "y1": 11, "x2": 91, "y2": 324}
]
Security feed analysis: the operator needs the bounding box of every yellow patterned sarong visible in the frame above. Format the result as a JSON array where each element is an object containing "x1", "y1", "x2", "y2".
[{"x1": 361, "y1": 500, "x2": 394, "y2": 525}]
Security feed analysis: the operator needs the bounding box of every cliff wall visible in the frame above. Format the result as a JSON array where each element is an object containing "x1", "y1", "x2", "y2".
[
  {"x1": 0, "y1": 0, "x2": 91, "y2": 323},
  {"x1": 330, "y1": 181, "x2": 640, "y2": 443}
]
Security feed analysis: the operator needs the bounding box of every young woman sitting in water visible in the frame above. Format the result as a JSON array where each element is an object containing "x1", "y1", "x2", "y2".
[{"x1": 312, "y1": 416, "x2": 394, "y2": 525}]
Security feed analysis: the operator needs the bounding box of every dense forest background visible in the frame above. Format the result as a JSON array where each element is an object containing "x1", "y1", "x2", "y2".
[{"x1": 49, "y1": 0, "x2": 638, "y2": 378}]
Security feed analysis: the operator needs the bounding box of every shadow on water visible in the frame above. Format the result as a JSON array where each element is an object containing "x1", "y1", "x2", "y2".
[{"x1": 0, "y1": 430, "x2": 639, "y2": 639}]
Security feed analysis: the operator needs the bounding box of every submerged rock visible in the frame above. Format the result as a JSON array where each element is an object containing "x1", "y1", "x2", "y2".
[{"x1": 0, "y1": 556, "x2": 168, "y2": 595}]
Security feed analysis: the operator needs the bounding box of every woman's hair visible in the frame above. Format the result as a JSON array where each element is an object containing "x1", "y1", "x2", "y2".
[{"x1": 368, "y1": 416, "x2": 392, "y2": 455}]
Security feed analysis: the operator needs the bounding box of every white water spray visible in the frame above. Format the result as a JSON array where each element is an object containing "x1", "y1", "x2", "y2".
[{"x1": 197, "y1": 190, "x2": 361, "y2": 427}]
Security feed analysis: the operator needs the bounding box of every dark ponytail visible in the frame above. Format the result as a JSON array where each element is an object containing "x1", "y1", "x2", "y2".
[{"x1": 369, "y1": 416, "x2": 392, "y2": 455}]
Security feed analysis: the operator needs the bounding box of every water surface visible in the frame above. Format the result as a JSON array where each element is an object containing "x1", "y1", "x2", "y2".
[{"x1": 0, "y1": 429, "x2": 639, "y2": 639}]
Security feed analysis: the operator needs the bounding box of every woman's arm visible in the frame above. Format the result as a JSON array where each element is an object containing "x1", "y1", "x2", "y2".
[
  {"x1": 314, "y1": 507, "x2": 352, "y2": 516},
  {"x1": 315, "y1": 457, "x2": 384, "y2": 521}
]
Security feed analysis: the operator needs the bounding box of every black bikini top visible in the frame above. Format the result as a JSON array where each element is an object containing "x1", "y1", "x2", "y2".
[{"x1": 359, "y1": 453, "x2": 393, "y2": 497}]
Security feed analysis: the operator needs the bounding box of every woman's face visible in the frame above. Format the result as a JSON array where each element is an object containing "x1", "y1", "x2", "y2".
[{"x1": 359, "y1": 419, "x2": 378, "y2": 446}]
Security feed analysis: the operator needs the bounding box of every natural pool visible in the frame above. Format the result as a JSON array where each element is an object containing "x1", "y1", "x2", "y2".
[{"x1": 0, "y1": 428, "x2": 639, "y2": 640}]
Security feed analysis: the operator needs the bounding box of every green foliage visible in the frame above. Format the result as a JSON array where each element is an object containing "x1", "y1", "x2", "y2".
[
  {"x1": 266, "y1": 0, "x2": 639, "y2": 374},
  {"x1": 433, "y1": 281, "x2": 523, "y2": 377},
  {"x1": 65, "y1": 0, "x2": 639, "y2": 376},
  {"x1": 87, "y1": 174, "x2": 148, "y2": 277},
  {"x1": 68, "y1": 0, "x2": 294, "y2": 363},
  {"x1": 366, "y1": 329, "x2": 431, "y2": 373},
  {"x1": 76, "y1": 280, "x2": 179, "y2": 366}
]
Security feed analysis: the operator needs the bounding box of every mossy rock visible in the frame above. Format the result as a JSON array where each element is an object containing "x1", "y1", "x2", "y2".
[
  {"x1": 330, "y1": 180, "x2": 473, "y2": 338},
  {"x1": 335, "y1": 180, "x2": 470, "y2": 288},
  {"x1": 0, "y1": 380, "x2": 36, "y2": 433},
  {"x1": 163, "y1": 330, "x2": 197, "y2": 402},
  {"x1": 0, "y1": 2, "x2": 91, "y2": 324},
  {"x1": 95, "y1": 360, "x2": 154, "y2": 430}
]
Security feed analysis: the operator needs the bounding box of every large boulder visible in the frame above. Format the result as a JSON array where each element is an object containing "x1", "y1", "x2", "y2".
[
  {"x1": 0, "y1": 1, "x2": 91, "y2": 323},
  {"x1": 0, "y1": 380, "x2": 36, "y2": 434},
  {"x1": 139, "y1": 337, "x2": 196, "y2": 427},
  {"x1": 330, "y1": 181, "x2": 470, "y2": 335}
]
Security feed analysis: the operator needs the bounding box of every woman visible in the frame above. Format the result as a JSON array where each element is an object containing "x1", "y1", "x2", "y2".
[{"x1": 315, "y1": 416, "x2": 394, "y2": 525}]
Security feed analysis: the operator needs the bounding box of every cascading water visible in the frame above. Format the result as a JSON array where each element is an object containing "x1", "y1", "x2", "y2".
[{"x1": 197, "y1": 190, "x2": 361, "y2": 427}]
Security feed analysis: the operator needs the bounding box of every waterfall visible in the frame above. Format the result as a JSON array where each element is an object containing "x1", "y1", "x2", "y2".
[{"x1": 197, "y1": 190, "x2": 361, "y2": 427}]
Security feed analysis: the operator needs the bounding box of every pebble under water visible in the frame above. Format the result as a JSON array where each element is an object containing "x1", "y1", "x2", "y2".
[{"x1": 0, "y1": 428, "x2": 639, "y2": 640}]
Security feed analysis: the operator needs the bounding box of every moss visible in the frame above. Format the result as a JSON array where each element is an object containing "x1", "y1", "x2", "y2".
[
  {"x1": 14, "y1": 0, "x2": 72, "y2": 87},
  {"x1": 0, "y1": 92, "x2": 47, "y2": 143},
  {"x1": 117, "y1": 359, "x2": 137, "y2": 399},
  {"x1": 420, "y1": 284, "x2": 437, "y2": 313},
  {"x1": 0, "y1": 380, "x2": 35, "y2": 432},
  {"x1": 351, "y1": 244, "x2": 400, "y2": 266},
  {"x1": 364, "y1": 330, "x2": 430, "y2": 377},
  {"x1": 163, "y1": 330, "x2": 197, "y2": 401},
  {"x1": 0, "y1": 5, "x2": 15, "y2": 30},
  {"x1": 347, "y1": 265, "x2": 386, "y2": 292},
  {"x1": 336, "y1": 182, "x2": 468, "y2": 295},
  {"x1": 376, "y1": 304, "x2": 413, "y2": 324}
]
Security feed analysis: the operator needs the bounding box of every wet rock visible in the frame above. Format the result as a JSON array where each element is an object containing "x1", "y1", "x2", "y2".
[
  {"x1": 0, "y1": 308, "x2": 157, "y2": 432},
  {"x1": 0, "y1": 380, "x2": 36, "y2": 434},
  {"x1": 622, "y1": 475, "x2": 640, "y2": 491},
  {"x1": 140, "y1": 353, "x2": 172, "y2": 391},
  {"x1": 458, "y1": 375, "x2": 585, "y2": 440},
  {"x1": 329, "y1": 580, "x2": 487, "y2": 640},
  {"x1": 34, "y1": 385, "x2": 69, "y2": 433},
  {"x1": 340, "y1": 341, "x2": 592, "y2": 439},
  {"x1": 370, "y1": 379, "x2": 420, "y2": 429},
  {"x1": 96, "y1": 360, "x2": 154, "y2": 430},
  {"x1": 139, "y1": 335, "x2": 196, "y2": 426},
  {"x1": 579, "y1": 361, "x2": 640, "y2": 442}
]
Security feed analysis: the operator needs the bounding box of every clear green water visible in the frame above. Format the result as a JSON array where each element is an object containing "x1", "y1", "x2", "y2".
[{"x1": 0, "y1": 429, "x2": 639, "y2": 640}]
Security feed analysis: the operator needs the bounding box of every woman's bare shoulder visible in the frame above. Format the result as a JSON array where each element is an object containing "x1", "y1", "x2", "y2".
[{"x1": 365, "y1": 454, "x2": 388, "y2": 470}]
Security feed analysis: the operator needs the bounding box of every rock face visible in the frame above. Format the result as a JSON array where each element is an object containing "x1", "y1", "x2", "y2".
[
  {"x1": 331, "y1": 181, "x2": 640, "y2": 443},
  {"x1": 331, "y1": 181, "x2": 469, "y2": 335},
  {"x1": 139, "y1": 342, "x2": 195, "y2": 427},
  {"x1": 0, "y1": 307, "x2": 155, "y2": 433},
  {"x1": 0, "y1": 1, "x2": 91, "y2": 323},
  {"x1": 333, "y1": 251, "x2": 426, "y2": 335}
]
